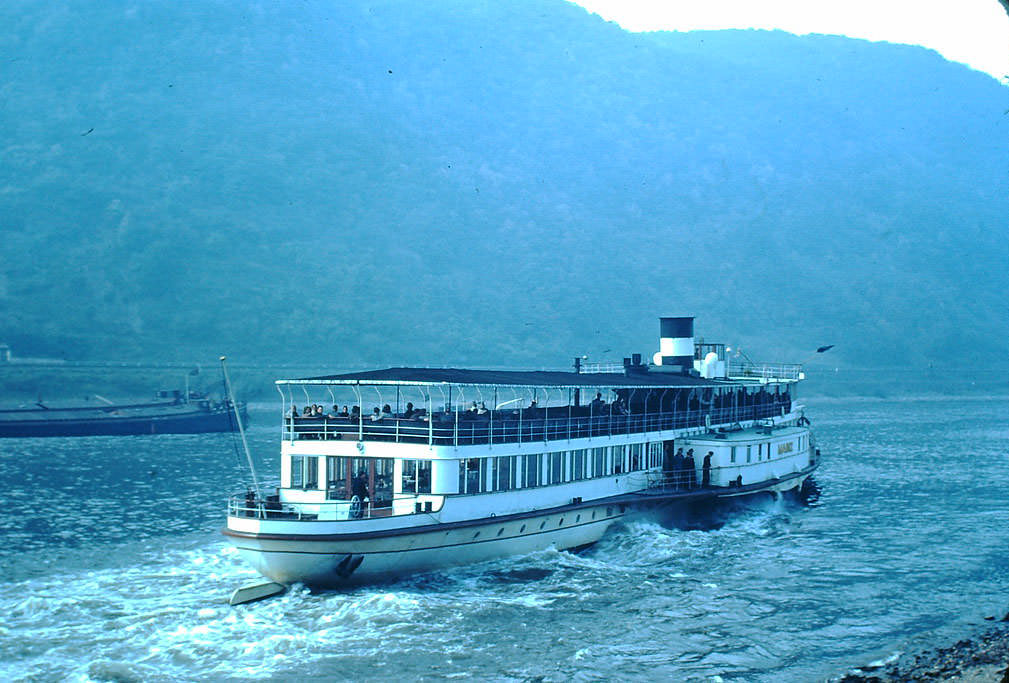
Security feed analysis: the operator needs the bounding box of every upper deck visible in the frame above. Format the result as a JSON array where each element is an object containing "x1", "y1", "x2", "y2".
[{"x1": 278, "y1": 365, "x2": 798, "y2": 447}]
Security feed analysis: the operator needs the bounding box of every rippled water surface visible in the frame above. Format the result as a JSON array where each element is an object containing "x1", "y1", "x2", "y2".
[{"x1": 1, "y1": 397, "x2": 1007, "y2": 681}]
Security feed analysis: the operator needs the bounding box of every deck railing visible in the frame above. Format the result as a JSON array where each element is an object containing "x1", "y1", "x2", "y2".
[
  {"x1": 728, "y1": 361, "x2": 802, "y2": 381},
  {"x1": 283, "y1": 400, "x2": 791, "y2": 446},
  {"x1": 228, "y1": 493, "x2": 444, "y2": 521}
]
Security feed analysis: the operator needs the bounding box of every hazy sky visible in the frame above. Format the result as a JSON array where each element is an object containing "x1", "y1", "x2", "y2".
[{"x1": 572, "y1": 0, "x2": 1009, "y2": 82}]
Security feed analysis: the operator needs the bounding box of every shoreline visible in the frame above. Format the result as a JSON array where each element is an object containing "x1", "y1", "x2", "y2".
[{"x1": 837, "y1": 618, "x2": 1009, "y2": 682}]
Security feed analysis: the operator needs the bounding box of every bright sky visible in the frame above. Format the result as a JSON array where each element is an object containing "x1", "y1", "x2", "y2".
[{"x1": 572, "y1": 0, "x2": 1009, "y2": 82}]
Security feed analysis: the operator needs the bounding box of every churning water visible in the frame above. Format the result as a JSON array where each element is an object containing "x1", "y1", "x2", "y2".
[{"x1": 1, "y1": 397, "x2": 1007, "y2": 681}]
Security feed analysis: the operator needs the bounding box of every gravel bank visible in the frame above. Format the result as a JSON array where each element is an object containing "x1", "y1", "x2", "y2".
[{"x1": 837, "y1": 619, "x2": 1009, "y2": 682}]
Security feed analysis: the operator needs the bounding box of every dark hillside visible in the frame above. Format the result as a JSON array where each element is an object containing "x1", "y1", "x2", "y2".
[{"x1": 1, "y1": 0, "x2": 1006, "y2": 392}]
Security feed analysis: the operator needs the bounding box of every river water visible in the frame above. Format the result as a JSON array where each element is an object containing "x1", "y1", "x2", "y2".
[{"x1": 1, "y1": 396, "x2": 1007, "y2": 681}]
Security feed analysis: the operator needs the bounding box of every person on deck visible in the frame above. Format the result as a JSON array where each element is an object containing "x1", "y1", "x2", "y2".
[
  {"x1": 684, "y1": 449, "x2": 698, "y2": 488},
  {"x1": 590, "y1": 392, "x2": 605, "y2": 412},
  {"x1": 702, "y1": 451, "x2": 713, "y2": 487},
  {"x1": 403, "y1": 402, "x2": 415, "y2": 419},
  {"x1": 371, "y1": 407, "x2": 383, "y2": 422}
]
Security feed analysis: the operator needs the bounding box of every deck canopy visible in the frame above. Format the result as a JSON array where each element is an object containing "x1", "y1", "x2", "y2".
[{"x1": 280, "y1": 367, "x2": 727, "y2": 389}]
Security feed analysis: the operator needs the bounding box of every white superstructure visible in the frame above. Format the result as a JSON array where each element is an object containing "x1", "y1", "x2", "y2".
[{"x1": 224, "y1": 318, "x2": 820, "y2": 589}]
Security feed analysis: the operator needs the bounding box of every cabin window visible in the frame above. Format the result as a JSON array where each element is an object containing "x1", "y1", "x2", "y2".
[
  {"x1": 572, "y1": 450, "x2": 586, "y2": 480},
  {"x1": 730, "y1": 446, "x2": 736, "y2": 464},
  {"x1": 592, "y1": 448, "x2": 606, "y2": 478},
  {"x1": 648, "y1": 442, "x2": 663, "y2": 468},
  {"x1": 374, "y1": 459, "x2": 394, "y2": 506},
  {"x1": 459, "y1": 458, "x2": 484, "y2": 494},
  {"x1": 746, "y1": 445, "x2": 752, "y2": 463},
  {"x1": 290, "y1": 455, "x2": 318, "y2": 489},
  {"x1": 401, "y1": 459, "x2": 431, "y2": 494},
  {"x1": 417, "y1": 460, "x2": 432, "y2": 494},
  {"x1": 326, "y1": 456, "x2": 348, "y2": 499},
  {"x1": 495, "y1": 456, "x2": 515, "y2": 491},
  {"x1": 523, "y1": 454, "x2": 540, "y2": 488},
  {"x1": 549, "y1": 452, "x2": 563, "y2": 484},
  {"x1": 758, "y1": 443, "x2": 763, "y2": 459},
  {"x1": 612, "y1": 445, "x2": 626, "y2": 474},
  {"x1": 402, "y1": 459, "x2": 417, "y2": 492},
  {"x1": 629, "y1": 443, "x2": 643, "y2": 471}
]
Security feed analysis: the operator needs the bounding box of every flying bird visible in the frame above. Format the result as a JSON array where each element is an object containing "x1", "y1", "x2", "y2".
[
  {"x1": 816, "y1": 345, "x2": 835, "y2": 353},
  {"x1": 81, "y1": 127, "x2": 94, "y2": 136}
]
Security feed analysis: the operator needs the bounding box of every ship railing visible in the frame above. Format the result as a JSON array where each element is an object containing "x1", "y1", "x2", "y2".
[
  {"x1": 282, "y1": 401, "x2": 793, "y2": 446},
  {"x1": 577, "y1": 361, "x2": 625, "y2": 374},
  {"x1": 227, "y1": 493, "x2": 444, "y2": 521},
  {"x1": 728, "y1": 361, "x2": 802, "y2": 381}
]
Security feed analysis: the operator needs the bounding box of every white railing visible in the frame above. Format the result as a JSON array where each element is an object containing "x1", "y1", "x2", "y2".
[
  {"x1": 577, "y1": 361, "x2": 625, "y2": 374},
  {"x1": 728, "y1": 361, "x2": 802, "y2": 381}
]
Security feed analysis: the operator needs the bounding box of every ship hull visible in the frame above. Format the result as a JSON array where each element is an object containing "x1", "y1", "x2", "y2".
[
  {"x1": 224, "y1": 469, "x2": 814, "y2": 589},
  {"x1": 0, "y1": 406, "x2": 247, "y2": 438}
]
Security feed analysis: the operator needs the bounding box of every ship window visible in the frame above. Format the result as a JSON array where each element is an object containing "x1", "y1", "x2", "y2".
[
  {"x1": 730, "y1": 447, "x2": 737, "y2": 464},
  {"x1": 290, "y1": 455, "x2": 305, "y2": 488},
  {"x1": 558, "y1": 518, "x2": 564, "y2": 526},
  {"x1": 461, "y1": 458, "x2": 484, "y2": 495},
  {"x1": 326, "y1": 456, "x2": 348, "y2": 499},
  {"x1": 549, "y1": 452, "x2": 563, "y2": 485},
  {"x1": 592, "y1": 448, "x2": 606, "y2": 478},
  {"x1": 746, "y1": 445, "x2": 752, "y2": 463},
  {"x1": 523, "y1": 454, "x2": 540, "y2": 488},
  {"x1": 520, "y1": 524, "x2": 526, "y2": 533},
  {"x1": 572, "y1": 450, "x2": 586, "y2": 480},
  {"x1": 759, "y1": 443, "x2": 763, "y2": 459},
  {"x1": 629, "y1": 443, "x2": 642, "y2": 471},
  {"x1": 612, "y1": 445, "x2": 626, "y2": 474},
  {"x1": 539, "y1": 521, "x2": 546, "y2": 530},
  {"x1": 402, "y1": 459, "x2": 417, "y2": 493},
  {"x1": 648, "y1": 442, "x2": 663, "y2": 468},
  {"x1": 497, "y1": 528, "x2": 504, "y2": 537},
  {"x1": 495, "y1": 456, "x2": 515, "y2": 491},
  {"x1": 417, "y1": 460, "x2": 432, "y2": 494},
  {"x1": 374, "y1": 459, "x2": 394, "y2": 507},
  {"x1": 576, "y1": 514, "x2": 581, "y2": 523}
]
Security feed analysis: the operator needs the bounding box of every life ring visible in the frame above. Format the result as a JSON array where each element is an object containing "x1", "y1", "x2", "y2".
[{"x1": 349, "y1": 495, "x2": 362, "y2": 518}]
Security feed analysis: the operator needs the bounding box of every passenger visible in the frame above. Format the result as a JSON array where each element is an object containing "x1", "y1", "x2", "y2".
[
  {"x1": 403, "y1": 402, "x2": 415, "y2": 419},
  {"x1": 469, "y1": 401, "x2": 479, "y2": 414},
  {"x1": 477, "y1": 401, "x2": 488, "y2": 415},
  {"x1": 590, "y1": 392, "x2": 605, "y2": 412},
  {"x1": 350, "y1": 405, "x2": 361, "y2": 420},
  {"x1": 328, "y1": 405, "x2": 339, "y2": 418},
  {"x1": 290, "y1": 406, "x2": 299, "y2": 418},
  {"x1": 684, "y1": 449, "x2": 698, "y2": 488},
  {"x1": 314, "y1": 404, "x2": 324, "y2": 417},
  {"x1": 382, "y1": 404, "x2": 392, "y2": 417},
  {"x1": 370, "y1": 407, "x2": 383, "y2": 422},
  {"x1": 672, "y1": 447, "x2": 685, "y2": 488},
  {"x1": 613, "y1": 397, "x2": 628, "y2": 415},
  {"x1": 702, "y1": 451, "x2": 713, "y2": 487},
  {"x1": 339, "y1": 405, "x2": 350, "y2": 418},
  {"x1": 302, "y1": 405, "x2": 311, "y2": 417}
]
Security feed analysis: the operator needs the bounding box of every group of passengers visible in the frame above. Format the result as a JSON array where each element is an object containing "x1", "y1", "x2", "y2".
[
  {"x1": 664, "y1": 448, "x2": 714, "y2": 489},
  {"x1": 290, "y1": 393, "x2": 633, "y2": 424}
]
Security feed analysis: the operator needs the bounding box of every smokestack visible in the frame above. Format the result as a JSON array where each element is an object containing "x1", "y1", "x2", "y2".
[{"x1": 654, "y1": 317, "x2": 695, "y2": 372}]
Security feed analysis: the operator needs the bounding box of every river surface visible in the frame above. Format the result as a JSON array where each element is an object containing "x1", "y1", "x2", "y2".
[{"x1": 1, "y1": 396, "x2": 1007, "y2": 681}]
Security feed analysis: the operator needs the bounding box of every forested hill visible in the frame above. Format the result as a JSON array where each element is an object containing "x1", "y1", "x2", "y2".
[{"x1": 1, "y1": 0, "x2": 1007, "y2": 383}]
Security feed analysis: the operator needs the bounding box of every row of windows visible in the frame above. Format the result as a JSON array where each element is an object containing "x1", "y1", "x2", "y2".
[
  {"x1": 458, "y1": 443, "x2": 663, "y2": 494},
  {"x1": 729, "y1": 437, "x2": 805, "y2": 464}
]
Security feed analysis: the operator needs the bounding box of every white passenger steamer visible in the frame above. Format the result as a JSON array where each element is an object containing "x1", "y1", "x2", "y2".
[{"x1": 224, "y1": 318, "x2": 820, "y2": 597}]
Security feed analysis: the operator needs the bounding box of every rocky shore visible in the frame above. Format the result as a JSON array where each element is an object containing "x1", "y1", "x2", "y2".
[{"x1": 837, "y1": 617, "x2": 1009, "y2": 682}]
